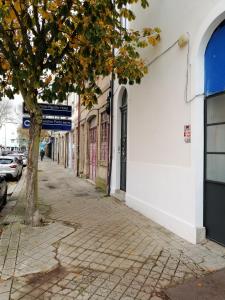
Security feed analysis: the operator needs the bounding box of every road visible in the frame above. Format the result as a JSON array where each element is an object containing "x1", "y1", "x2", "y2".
[{"x1": 0, "y1": 172, "x2": 25, "y2": 220}]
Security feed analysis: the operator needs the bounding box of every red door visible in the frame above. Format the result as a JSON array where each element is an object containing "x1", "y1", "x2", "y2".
[{"x1": 89, "y1": 126, "x2": 97, "y2": 181}]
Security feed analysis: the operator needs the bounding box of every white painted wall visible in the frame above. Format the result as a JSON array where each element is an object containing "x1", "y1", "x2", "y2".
[
  {"x1": 0, "y1": 96, "x2": 22, "y2": 149},
  {"x1": 111, "y1": 0, "x2": 225, "y2": 243}
]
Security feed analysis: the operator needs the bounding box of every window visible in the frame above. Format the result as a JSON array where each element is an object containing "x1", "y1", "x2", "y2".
[
  {"x1": 0, "y1": 159, "x2": 13, "y2": 164},
  {"x1": 100, "y1": 112, "x2": 109, "y2": 161}
]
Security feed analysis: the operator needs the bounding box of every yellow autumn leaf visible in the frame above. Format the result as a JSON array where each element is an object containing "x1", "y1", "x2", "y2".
[
  {"x1": 148, "y1": 35, "x2": 160, "y2": 46},
  {"x1": 2, "y1": 61, "x2": 10, "y2": 70},
  {"x1": 45, "y1": 75, "x2": 52, "y2": 84},
  {"x1": 32, "y1": 47, "x2": 37, "y2": 54},
  {"x1": 14, "y1": 1, "x2": 21, "y2": 12}
]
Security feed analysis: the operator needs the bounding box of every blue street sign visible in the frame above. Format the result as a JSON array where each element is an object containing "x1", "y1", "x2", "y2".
[
  {"x1": 23, "y1": 103, "x2": 72, "y2": 117},
  {"x1": 22, "y1": 117, "x2": 72, "y2": 131},
  {"x1": 23, "y1": 118, "x2": 31, "y2": 128}
]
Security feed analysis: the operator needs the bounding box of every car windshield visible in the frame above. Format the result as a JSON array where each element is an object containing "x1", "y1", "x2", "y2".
[
  {"x1": 0, "y1": 159, "x2": 13, "y2": 164},
  {"x1": 9, "y1": 154, "x2": 21, "y2": 159}
]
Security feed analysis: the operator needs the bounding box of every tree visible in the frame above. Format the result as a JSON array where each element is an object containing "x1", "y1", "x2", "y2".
[
  {"x1": 0, "y1": 0, "x2": 160, "y2": 225},
  {"x1": 17, "y1": 126, "x2": 50, "y2": 147}
]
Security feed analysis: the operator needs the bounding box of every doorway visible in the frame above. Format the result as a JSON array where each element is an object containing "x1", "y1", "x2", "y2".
[
  {"x1": 120, "y1": 89, "x2": 128, "y2": 191},
  {"x1": 204, "y1": 20, "x2": 225, "y2": 245},
  {"x1": 205, "y1": 93, "x2": 225, "y2": 245},
  {"x1": 88, "y1": 117, "x2": 97, "y2": 181}
]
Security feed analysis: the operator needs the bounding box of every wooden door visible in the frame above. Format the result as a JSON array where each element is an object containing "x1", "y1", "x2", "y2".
[{"x1": 89, "y1": 126, "x2": 97, "y2": 181}]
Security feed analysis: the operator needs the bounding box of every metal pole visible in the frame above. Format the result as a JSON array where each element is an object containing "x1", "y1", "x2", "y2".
[
  {"x1": 107, "y1": 0, "x2": 115, "y2": 196},
  {"x1": 77, "y1": 95, "x2": 81, "y2": 177}
]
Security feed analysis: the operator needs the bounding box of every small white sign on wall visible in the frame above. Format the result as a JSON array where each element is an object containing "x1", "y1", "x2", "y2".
[{"x1": 184, "y1": 125, "x2": 191, "y2": 143}]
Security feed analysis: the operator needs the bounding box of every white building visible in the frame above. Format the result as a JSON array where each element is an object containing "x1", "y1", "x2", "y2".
[
  {"x1": 0, "y1": 96, "x2": 22, "y2": 150},
  {"x1": 0, "y1": 122, "x2": 20, "y2": 149},
  {"x1": 111, "y1": 0, "x2": 225, "y2": 245}
]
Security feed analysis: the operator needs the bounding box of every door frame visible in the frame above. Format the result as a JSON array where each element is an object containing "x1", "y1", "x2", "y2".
[
  {"x1": 120, "y1": 90, "x2": 128, "y2": 191},
  {"x1": 88, "y1": 115, "x2": 97, "y2": 182},
  {"x1": 204, "y1": 90, "x2": 225, "y2": 244},
  {"x1": 188, "y1": 7, "x2": 225, "y2": 242}
]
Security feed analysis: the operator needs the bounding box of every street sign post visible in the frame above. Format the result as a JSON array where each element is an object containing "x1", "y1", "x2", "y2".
[
  {"x1": 22, "y1": 117, "x2": 72, "y2": 131},
  {"x1": 23, "y1": 103, "x2": 72, "y2": 117}
]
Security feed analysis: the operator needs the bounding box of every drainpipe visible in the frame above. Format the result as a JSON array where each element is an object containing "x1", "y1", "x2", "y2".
[
  {"x1": 77, "y1": 95, "x2": 81, "y2": 176},
  {"x1": 107, "y1": 0, "x2": 115, "y2": 196}
]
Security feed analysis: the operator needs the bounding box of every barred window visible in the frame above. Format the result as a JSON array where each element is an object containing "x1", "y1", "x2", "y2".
[{"x1": 100, "y1": 112, "x2": 109, "y2": 161}]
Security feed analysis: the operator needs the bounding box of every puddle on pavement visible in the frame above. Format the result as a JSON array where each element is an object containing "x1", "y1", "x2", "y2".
[
  {"x1": 26, "y1": 265, "x2": 68, "y2": 285},
  {"x1": 46, "y1": 184, "x2": 57, "y2": 189},
  {"x1": 73, "y1": 193, "x2": 89, "y2": 197}
]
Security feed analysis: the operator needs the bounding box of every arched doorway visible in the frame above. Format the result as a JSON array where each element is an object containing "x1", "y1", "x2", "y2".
[
  {"x1": 204, "y1": 20, "x2": 225, "y2": 245},
  {"x1": 120, "y1": 89, "x2": 128, "y2": 191},
  {"x1": 88, "y1": 116, "x2": 97, "y2": 181}
]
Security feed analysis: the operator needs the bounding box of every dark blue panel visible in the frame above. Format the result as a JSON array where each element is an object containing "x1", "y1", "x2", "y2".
[
  {"x1": 205, "y1": 21, "x2": 225, "y2": 96},
  {"x1": 22, "y1": 117, "x2": 71, "y2": 131},
  {"x1": 22, "y1": 118, "x2": 31, "y2": 129},
  {"x1": 23, "y1": 103, "x2": 72, "y2": 117}
]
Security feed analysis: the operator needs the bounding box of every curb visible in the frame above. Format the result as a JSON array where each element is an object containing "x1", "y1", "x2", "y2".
[
  {"x1": 10, "y1": 168, "x2": 27, "y2": 202},
  {"x1": 0, "y1": 169, "x2": 27, "y2": 225}
]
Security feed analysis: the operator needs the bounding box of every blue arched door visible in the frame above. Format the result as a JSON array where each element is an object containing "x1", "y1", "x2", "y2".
[{"x1": 205, "y1": 20, "x2": 225, "y2": 245}]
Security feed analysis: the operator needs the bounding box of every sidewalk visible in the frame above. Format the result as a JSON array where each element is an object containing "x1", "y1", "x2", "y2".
[{"x1": 1, "y1": 159, "x2": 225, "y2": 299}]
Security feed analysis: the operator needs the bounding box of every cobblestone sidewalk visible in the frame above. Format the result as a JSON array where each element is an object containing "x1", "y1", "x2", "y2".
[{"x1": 1, "y1": 159, "x2": 225, "y2": 300}]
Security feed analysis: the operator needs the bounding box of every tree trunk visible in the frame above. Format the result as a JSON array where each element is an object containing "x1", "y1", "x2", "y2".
[{"x1": 25, "y1": 107, "x2": 42, "y2": 225}]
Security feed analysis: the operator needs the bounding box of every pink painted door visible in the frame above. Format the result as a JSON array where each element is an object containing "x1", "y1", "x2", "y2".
[{"x1": 89, "y1": 126, "x2": 97, "y2": 181}]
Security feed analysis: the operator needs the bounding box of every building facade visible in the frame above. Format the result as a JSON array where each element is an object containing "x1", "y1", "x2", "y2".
[
  {"x1": 0, "y1": 123, "x2": 20, "y2": 150},
  {"x1": 50, "y1": 96, "x2": 75, "y2": 169},
  {"x1": 110, "y1": 0, "x2": 225, "y2": 245},
  {"x1": 74, "y1": 77, "x2": 110, "y2": 191}
]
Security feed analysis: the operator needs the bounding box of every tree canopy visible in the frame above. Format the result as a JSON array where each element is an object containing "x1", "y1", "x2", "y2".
[
  {"x1": 0, "y1": 0, "x2": 160, "y2": 225},
  {"x1": 0, "y1": 0, "x2": 160, "y2": 109}
]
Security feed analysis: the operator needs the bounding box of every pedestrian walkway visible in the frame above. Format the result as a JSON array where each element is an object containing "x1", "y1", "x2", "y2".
[{"x1": 1, "y1": 159, "x2": 225, "y2": 299}]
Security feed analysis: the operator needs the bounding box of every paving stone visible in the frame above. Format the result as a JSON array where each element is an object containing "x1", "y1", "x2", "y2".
[
  {"x1": 136, "y1": 291, "x2": 151, "y2": 300},
  {"x1": 0, "y1": 292, "x2": 12, "y2": 300},
  {"x1": 1, "y1": 160, "x2": 225, "y2": 299},
  {"x1": 95, "y1": 286, "x2": 111, "y2": 297}
]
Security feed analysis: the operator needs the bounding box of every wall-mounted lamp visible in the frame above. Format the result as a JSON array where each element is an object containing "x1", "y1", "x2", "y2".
[{"x1": 178, "y1": 33, "x2": 189, "y2": 48}]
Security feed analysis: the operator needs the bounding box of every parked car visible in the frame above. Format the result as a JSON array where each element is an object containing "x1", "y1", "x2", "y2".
[
  {"x1": 20, "y1": 151, "x2": 28, "y2": 167},
  {"x1": 1, "y1": 150, "x2": 11, "y2": 156},
  {"x1": 8, "y1": 153, "x2": 24, "y2": 168},
  {"x1": 0, "y1": 175, "x2": 7, "y2": 208},
  {"x1": 23, "y1": 151, "x2": 28, "y2": 157},
  {"x1": 22, "y1": 156, "x2": 27, "y2": 167},
  {"x1": 0, "y1": 156, "x2": 23, "y2": 180}
]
